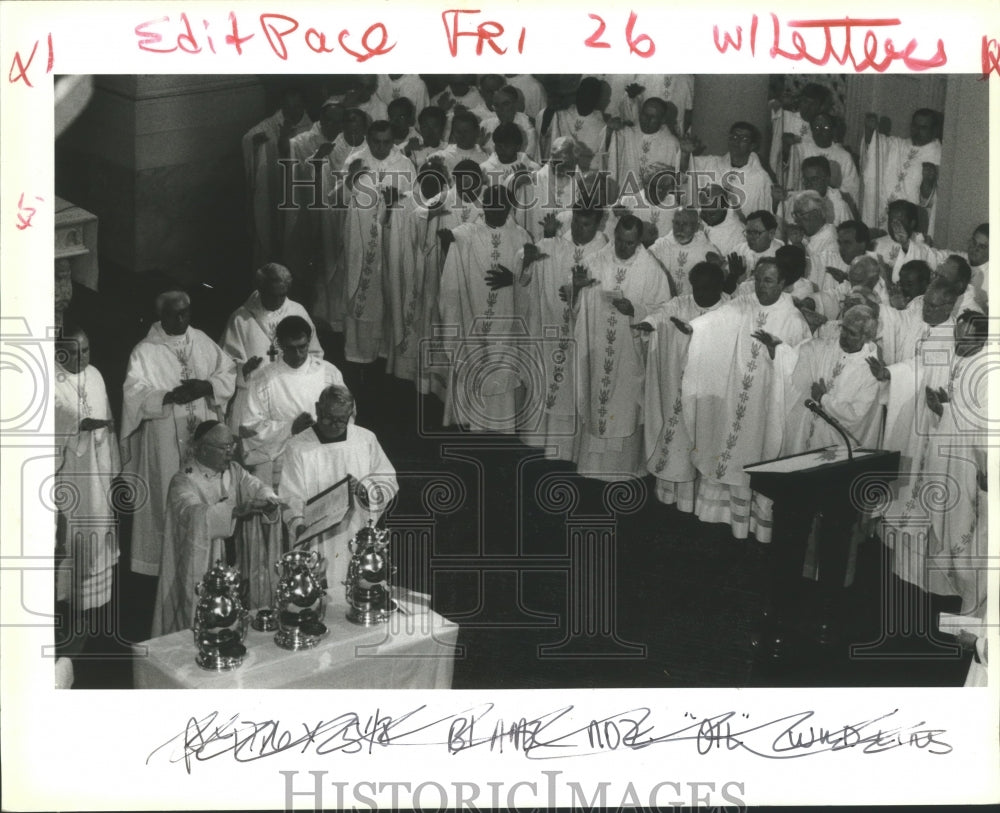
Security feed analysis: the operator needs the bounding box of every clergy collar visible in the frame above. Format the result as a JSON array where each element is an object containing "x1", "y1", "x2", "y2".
[{"x1": 277, "y1": 357, "x2": 312, "y2": 374}]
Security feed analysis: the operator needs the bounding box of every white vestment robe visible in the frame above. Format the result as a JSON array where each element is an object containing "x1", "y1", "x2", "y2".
[
  {"x1": 376, "y1": 74, "x2": 429, "y2": 115},
  {"x1": 801, "y1": 224, "x2": 846, "y2": 318},
  {"x1": 242, "y1": 108, "x2": 313, "y2": 269},
  {"x1": 683, "y1": 293, "x2": 810, "y2": 541},
  {"x1": 504, "y1": 75, "x2": 547, "y2": 121},
  {"x1": 543, "y1": 107, "x2": 607, "y2": 167},
  {"x1": 240, "y1": 357, "x2": 345, "y2": 486},
  {"x1": 574, "y1": 244, "x2": 672, "y2": 480},
  {"x1": 54, "y1": 363, "x2": 120, "y2": 610},
  {"x1": 518, "y1": 229, "x2": 608, "y2": 459},
  {"x1": 121, "y1": 325, "x2": 236, "y2": 576},
  {"x1": 926, "y1": 377, "x2": 988, "y2": 615},
  {"x1": 433, "y1": 143, "x2": 490, "y2": 173},
  {"x1": 220, "y1": 292, "x2": 322, "y2": 433},
  {"x1": 279, "y1": 425, "x2": 397, "y2": 604},
  {"x1": 871, "y1": 234, "x2": 943, "y2": 284},
  {"x1": 480, "y1": 113, "x2": 538, "y2": 161},
  {"x1": 648, "y1": 231, "x2": 720, "y2": 298},
  {"x1": 341, "y1": 146, "x2": 415, "y2": 362},
  {"x1": 606, "y1": 126, "x2": 681, "y2": 189},
  {"x1": 789, "y1": 141, "x2": 860, "y2": 201},
  {"x1": 152, "y1": 460, "x2": 278, "y2": 636},
  {"x1": 515, "y1": 164, "x2": 577, "y2": 242},
  {"x1": 703, "y1": 210, "x2": 746, "y2": 258},
  {"x1": 880, "y1": 323, "x2": 960, "y2": 592},
  {"x1": 644, "y1": 293, "x2": 729, "y2": 509},
  {"x1": 690, "y1": 152, "x2": 773, "y2": 219},
  {"x1": 438, "y1": 218, "x2": 531, "y2": 432},
  {"x1": 782, "y1": 338, "x2": 883, "y2": 455},
  {"x1": 860, "y1": 134, "x2": 941, "y2": 237}
]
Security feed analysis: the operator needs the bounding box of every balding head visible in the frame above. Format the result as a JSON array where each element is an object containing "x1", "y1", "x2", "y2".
[{"x1": 848, "y1": 255, "x2": 881, "y2": 289}]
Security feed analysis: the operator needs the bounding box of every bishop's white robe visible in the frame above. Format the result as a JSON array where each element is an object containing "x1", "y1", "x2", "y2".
[
  {"x1": 341, "y1": 146, "x2": 415, "y2": 362},
  {"x1": 574, "y1": 244, "x2": 672, "y2": 481},
  {"x1": 543, "y1": 107, "x2": 607, "y2": 168},
  {"x1": 438, "y1": 218, "x2": 531, "y2": 432},
  {"x1": 518, "y1": 229, "x2": 608, "y2": 459},
  {"x1": 376, "y1": 74, "x2": 429, "y2": 115},
  {"x1": 926, "y1": 374, "x2": 988, "y2": 615},
  {"x1": 121, "y1": 325, "x2": 236, "y2": 576},
  {"x1": 880, "y1": 322, "x2": 960, "y2": 592},
  {"x1": 683, "y1": 293, "x2": 810, "y2": 541},
  {"x1": 860, "y1": 134, "x2": 941, "y2": 237},
  {"x1": 648, "y1": 231, "x2": 720, "y2": 298},
  {"x1": 702, "y1": 210, "x2": 746, "y2": 258},
  {"x1": 152, "y1": 460, "x2": 278, "y2": 636},
  {"x1": 242, "y1": 108, "x2": 313, "y2": 269},
  {"x1": 644, "y1": 293, "x2": 729, "y2": 510},
  {"x1": 279, "y1": 425, "x2": 397, "y2": 603},
  {"x1": 801, "y1": 224, "x2": 846, "y2": 318},
  {"x1": 690, "y1": 152, "x2": 773, "y2": 219},
  {"x1": 782, "y1": 338, "x2": 883, "y2": 455},
  {"x1": 240, "y1": 357, "x2": 345, "y2": 486},
  {"x1": 606, "y1": 126, "x2": 681, "y2": 190},
  {"x1": 220, "y1": 291, "x2": 322, "y2": 434},
  {"x1": 54, "y1": 363, "x2": 120, "y2": 610}
]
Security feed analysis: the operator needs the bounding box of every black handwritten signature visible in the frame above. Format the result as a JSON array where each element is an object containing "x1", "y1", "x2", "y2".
[{"x1": 146, "y1": 705, "x2": 951, "y2": 773}]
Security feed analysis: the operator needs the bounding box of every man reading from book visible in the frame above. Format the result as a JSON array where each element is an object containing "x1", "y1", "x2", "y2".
[{"x1": 279, "y1": 385, "x2": 398, "y2": 601}]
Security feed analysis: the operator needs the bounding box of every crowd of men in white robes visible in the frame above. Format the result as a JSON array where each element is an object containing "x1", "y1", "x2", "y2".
[{"x1": 55, "y1": 75, "x2": 989, "y2": 670}]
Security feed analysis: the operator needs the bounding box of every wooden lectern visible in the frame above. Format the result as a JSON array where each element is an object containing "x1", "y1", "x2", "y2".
[{"x1": 746, "y1": 446, "x2": 901, "y2": 657}]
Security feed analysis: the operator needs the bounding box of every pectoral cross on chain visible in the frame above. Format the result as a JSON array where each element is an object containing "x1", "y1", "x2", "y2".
[{"x1": 267, "y1": 343, "x2": 279, "y2": 362}]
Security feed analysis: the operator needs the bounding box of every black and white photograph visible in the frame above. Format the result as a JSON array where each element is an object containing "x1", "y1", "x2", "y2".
[{"x1": 2, "y1": 2, "x2": 998, "y2": 810}]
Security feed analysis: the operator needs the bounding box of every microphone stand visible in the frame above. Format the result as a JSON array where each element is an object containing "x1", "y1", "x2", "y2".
[{"x1": 804, "y1": 398, "x2": 856, "y2": 461}]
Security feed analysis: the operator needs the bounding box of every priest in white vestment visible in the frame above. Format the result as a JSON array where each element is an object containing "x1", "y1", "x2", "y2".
[
  {"x1": 280, "y1": 386, "x2": 397, "y2": 604},
  {"x1": 683, "y1": 258, "x2": 811, "y2": 541},
  {"x1": 515, "y1": 137, "x2": 579, "y2": 242},
  {"x1": 238, "y1": 315, "x2": 345, "y2": 489},
  {"x1": 121, "y1": 292, "x2": 236, "y2": 576},
  {"x1": 479, "y1": 85, "x2": 539, "y2": 161},
  {"x1": 643, "y1": 262, "x2": 729, "y2": 509},
  {"x1": 437, "y1": 184, "x2": 532, "y2": 432},
  {"x1": 782, "y1": 305, "x2": 883, "y2": 455},
  {"x1": 538, "y1": 77, "x2": 607, "y2": 168},
  {"x1": 221, "y1": 263, "x2": 321, "y2": 434},
  {"x1": 924, "y1": 311, "x2": 989, "y2": 619},
  {"x1": 574, "y1": 215, "x2": 672, "y2": 481},
  {"x1": 787, "y1": 112, "x2": 860, "y2": 203},
  {"x1": 860, "y1": 109, "x2": 942, "y2": 237},
  {"x1": 868, "y1": 282, "x2": 960, "y2": 593},
  {"x1": 792, "y1": 191, "x2": 844, "y2": 318},
  {"x1": 605, "y1": 99, "x2": 681, "y2": 196},
  {"x1": 242, "y1": 88, "x2": 312, "y2": 270},
  {"x1": 649, "y1": 208, "x2": 720, "y2": 298},
  {"x1": 698, "y1": 185, "x2": 745, "y2": 258},
  {"x1": 729, "y1": 210, "x2": 784, "y2": 289},
  {"x1": 686, "y1": 122, "x2": 773, "y2": 219},
  {"x1": 54, "y1": 325, "x2": 120, "y2": 617},
  {"x1": 341, "y1": 121, "x2": 415, "y2": 363},
  {"x1": 152, "y1": 421, "x2": 282, "y2": 637},
  {"x1": 517, "y1": 205, "x2": 608, "y2": 459}
]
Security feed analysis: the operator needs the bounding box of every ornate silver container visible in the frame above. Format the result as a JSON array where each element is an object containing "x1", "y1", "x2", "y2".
[
  {"x1": 192, "y1": 560, "x2": 250, "y2": 671},
  {"x1": 273, "y1": 547, "x2": 328, "y2": 650},
  {"x1": 345, "y1": 520, "x2": 397, "y2": 626}
]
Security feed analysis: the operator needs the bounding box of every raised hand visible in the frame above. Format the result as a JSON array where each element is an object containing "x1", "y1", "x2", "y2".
[
  {"x1": 811, "y1": 378, "x2": 828, "y2": 401},
  {"x1": 79, "y1": 417, "x2": 111, "y2": 432},
  {"x1": 437, "y1": 228, "x2": 455, "y2": 251},
  {"x1": 751, "y1": 329, "x2": 781, "y2": 359},
  {"x1": 540, "y1": 212, "x2": 561, "y2": 238},
  {"x1": 625, "y1": 82, "x2": 645, "y2": 99},
  {"x1": 866, "y1": 355, "x2": 890, "y2": 382},
  {"x1": 612, "y1": 297, "x2": 635, "y2": 316},
  {"x1": 485, "y1": 264, "x2": 514, "y2": 290},
  {"x1": 670, "y1": 316, "x2": 692, "y2": 335},
  {"x1": 243, "y1": 356, "x2": 264, "y2": 378},
  {"x1": 291, "y1": 412, "x2": 315, "y2": 435},
  {"x1": 522, "y1": 242, "x2": 548, "y2": 268},
  {"x1": 825, "y1": 265, "x2": 847, "y2": 284},
  {"x1": 313, "y1": 142, "x2": 334, "y2": 160}
]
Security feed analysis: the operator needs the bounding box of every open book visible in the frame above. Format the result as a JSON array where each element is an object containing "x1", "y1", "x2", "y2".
[{"x1": 299, "y1": 475, "x2": 353, "y2": 542}]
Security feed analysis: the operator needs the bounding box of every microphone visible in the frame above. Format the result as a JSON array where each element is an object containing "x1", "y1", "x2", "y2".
[{"x1": 804, "y1": 398, "x2": 856, "y2": 460}]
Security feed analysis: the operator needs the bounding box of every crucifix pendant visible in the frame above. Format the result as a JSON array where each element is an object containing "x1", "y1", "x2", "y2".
[{"x1": 267, "y1": 343, "x2": 278, "y2": 362}]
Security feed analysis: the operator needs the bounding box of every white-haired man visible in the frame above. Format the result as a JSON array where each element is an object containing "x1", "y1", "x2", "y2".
[
  {"x1": 121, "y1": 290, "x2": 236, "y2": 577},
  {"x1": 221, "y1": 263, "x2": 322, "y2": 435},
  {"x1": 280, "y1": 385, "x2": 397, "y2": 602}
]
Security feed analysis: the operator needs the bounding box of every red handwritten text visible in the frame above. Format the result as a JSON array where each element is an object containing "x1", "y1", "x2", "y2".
[
  {"x1": 713, "y1": 14, "x2": 947, "y2": 72},
  {"x1": 441, "y1": 9, "x2": 526, "y2": 57},
  {"x1": 15, "y1": 193, "x2": 44, "y2": 231},
  {"x1": 983, "y1": 35, "x2": 1000, "y2": 79},
  {"x1": 585, "y1": 12, "x2": 655, "y2": 57},
  {"x1": 134, "y1": 12, "x2": 395, "y2": 62},
  {"x1": 8, "y1": 33, "x2": 54, "y2": 87}
]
